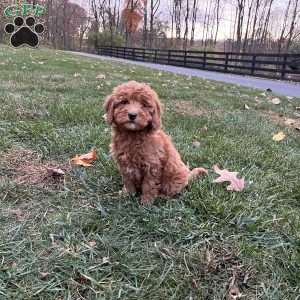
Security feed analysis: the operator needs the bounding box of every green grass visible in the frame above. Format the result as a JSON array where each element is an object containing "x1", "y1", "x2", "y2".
[{"x1": 0, "y1": 44, "x2": 300, "y2": 299}]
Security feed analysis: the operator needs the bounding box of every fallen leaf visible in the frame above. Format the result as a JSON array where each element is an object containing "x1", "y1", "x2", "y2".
[
  {"x1": 192, "y1": 141, "x2": 201, "y2": 148},
  {"x1": 39, "y1": 272, "x2": 50, "y2": 279},
  {"x1": 255, "y1": 96, "x2": 260, "y2": 103},
  {"x1": 70, "y1": 149, "x2": 97, "y2": 167},
  {"x1": 272, "y1": 131, "x2": 286, "y2": 141},
  {"x1": 270, "y1": 97, "x2": 281, "y2": 105},
  {"x1": 10, "y1": 209, "x2": 24, "y2": 220},
  {"x1": 158, "y1": 72, "x2": 162, "y2": 76},
  {"x1": 284, "y1": 118, "x2": 296, "y2": 126},
  {"x1": 88, "y1": 240, "x2": 97, "y2": 248},
  {"x1": 96, "y1": 74, "x2": 106, "y2": 80},
  {"x1": 46, "y1": 167, "x2": 65, "y2": 176},
  {"x1": 227, "y1": 286, "x2": 242, "y2": 300},
  {"x1": 102, "y1": 257, "x2": 110, "y2": 264},
  {"x1": 73, "y1": 73, "x2": 81, "y2": 78},
  {"x1": 244, "y1": 104, "x2": 250, "y2": 110},
  {"x1": 213, "y1": 165, "x2": 245, "y2": 192}
]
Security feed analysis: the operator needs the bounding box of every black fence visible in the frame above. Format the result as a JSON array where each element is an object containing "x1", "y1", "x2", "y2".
[{"x1": 98, "y1": 46, "x2": 300, "y2": 81}]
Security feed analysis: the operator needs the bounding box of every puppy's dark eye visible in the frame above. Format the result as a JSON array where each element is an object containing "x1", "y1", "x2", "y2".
[
  {"x1": 142, "y1": 102, "x2": 151, "y2": 108},
  {"x1": 120, "y1": 99, "x2": 129, "y2": 105}
]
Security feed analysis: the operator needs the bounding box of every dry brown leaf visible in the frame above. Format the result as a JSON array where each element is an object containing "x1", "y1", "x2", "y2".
[
  {"x1": 284, "y1": 118, "x2": 296, "y2": 126},
  {"x1": 71, "y1": 156, "x2": 93, "y2": 167},
  {"x1": 88, "y1": 240, "x2": 97, "y2": 248},
  {"x1": 227, "y1": 286, "x2": 242, "y2": 300},
  {"x1": 96, "y1": 74, "x2": 106, "y2": 80},
  {"x1": 70, "y1": 149, "x2": 97, "y2": 167},
  {"x1": 270, "y1": 97, "x2": 281, "y2": 105},
  {"x1": 192, "y1": 141, "x2": 201, "y2": 148},
  {"x1": 39, "y1": 272, "x2": 50, "y2": 279},
  {"x1": 272, "y1": 131, "x2": 286, "y2": 141},
  {"x1": 102, "y1": 257, "x2": 110, "y2": 264},
  {"x1": 10, "y1": 209, "x2": 24, "y2": 220},
  {"x1": 213, "y1": 165, "x2": 245, "y2": 192},
  {"x1": 46, "y1": 167, "x2": 65, "y2": 177}
]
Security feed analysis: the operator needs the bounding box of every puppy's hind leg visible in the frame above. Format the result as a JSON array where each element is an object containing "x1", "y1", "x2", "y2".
[{"x1": 188, "y1": 168, "x2": 208, "y2": 182}]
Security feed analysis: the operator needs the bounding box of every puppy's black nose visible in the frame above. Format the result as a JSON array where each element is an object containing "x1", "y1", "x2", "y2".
[{"x1": 128, "y1": 112, "x2": 137, "y2": 121}]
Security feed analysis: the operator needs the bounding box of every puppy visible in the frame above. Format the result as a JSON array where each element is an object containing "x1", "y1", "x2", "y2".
[{"x1": 104, "y1": 81, "x2": 207, "y2": 205}]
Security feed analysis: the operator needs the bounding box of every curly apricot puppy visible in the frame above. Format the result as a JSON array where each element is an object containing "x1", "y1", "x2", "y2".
[{"x1": 104, "y1": 81, "x2": 207, "y2": 205}]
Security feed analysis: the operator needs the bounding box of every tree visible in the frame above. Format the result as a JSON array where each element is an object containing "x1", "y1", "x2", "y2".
[
  {"x1": 190, "y1": 0, "x2": 198, "y2": 46},
  {"x1": 149, "y1": 0, "x2": 160, "y2": 48}
]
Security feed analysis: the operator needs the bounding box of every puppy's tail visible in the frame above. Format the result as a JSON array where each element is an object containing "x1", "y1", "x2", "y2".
[{"x1": 188, "y1": 167, "x2": 208, "y2": 182}]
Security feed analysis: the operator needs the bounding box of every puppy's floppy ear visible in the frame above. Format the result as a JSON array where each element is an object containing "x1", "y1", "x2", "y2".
[
  {"x1": 103, "y1": 94, "x2": 115, "y2": 125},
  {"x1": 151, "y1": 98, "x2": 162, "y2": 130}
]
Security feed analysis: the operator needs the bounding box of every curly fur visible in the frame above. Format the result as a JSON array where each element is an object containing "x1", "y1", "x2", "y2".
[{"x1": 104, "y1": 81, "x2": 207, "y2": 205}]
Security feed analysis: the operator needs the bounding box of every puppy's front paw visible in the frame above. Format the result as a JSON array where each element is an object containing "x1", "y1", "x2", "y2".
[
  {"x1": 119, "y1": 186, "x2": 131, "y2": 196},
  {"x1": 140, "y1": 195, "x2": 155, "y2": 206}
]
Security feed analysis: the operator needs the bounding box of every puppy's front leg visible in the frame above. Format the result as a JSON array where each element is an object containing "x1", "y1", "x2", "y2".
[
  {"x1": 141, "y1": 169, "x2": 161, "y2": 205},
  {"x1": 122, "y1": 176, "x2": 137, "y2": 194}
]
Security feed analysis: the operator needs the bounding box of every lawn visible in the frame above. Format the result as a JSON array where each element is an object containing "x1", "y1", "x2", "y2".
[{"x1": 0, "y1": 44, "x2": 299, "y2": 300}]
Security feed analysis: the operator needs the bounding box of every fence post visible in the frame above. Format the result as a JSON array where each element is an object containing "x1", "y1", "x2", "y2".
[
  {"x1": 184, "y1": 50, "x2": 187, "y2": 66},
  {"x1": 132, "y1": 48, "x2": 135, "y2": 60},
  {"x1": 281, "y1": 55, "x2": 287, "y2": 79},
  {"x1": 123, "y1": 47, "x2": 126, "y2": 59},
  {"x1": 203, "y1": 52, "x2": 207, "y2": 69},
  {"x1": 154, "y1": 49, "x2": 157, "y2": 63},
  {"x1": 143, "y1": 48, "x2": 146, "y2": 61},
  {"x1": 251, "y1": 55, "x2": 256, "y2": 75},
  {"x1": 168, "y1": 50, "x2": 171, "y2": 65},
  {"x1": 225, "y1": 53, "x2": 229, "y2": 72}
]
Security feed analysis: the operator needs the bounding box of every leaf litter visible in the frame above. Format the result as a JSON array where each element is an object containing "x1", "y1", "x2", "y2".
[{"x1": 0, "y1": 146, "x2": 69, "y2": 187}]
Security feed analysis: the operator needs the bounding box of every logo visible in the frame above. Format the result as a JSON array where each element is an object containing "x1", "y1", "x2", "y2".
[{"x1": 3, "y1": 1, "x2": 46, "y2": 48}]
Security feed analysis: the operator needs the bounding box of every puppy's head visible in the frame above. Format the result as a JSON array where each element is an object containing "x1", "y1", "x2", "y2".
[{"x1": 104, "y1": 81, "x2": 161, "y2": 131}]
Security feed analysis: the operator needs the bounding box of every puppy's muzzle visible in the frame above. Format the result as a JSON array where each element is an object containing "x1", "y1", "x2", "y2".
[{"x1": 128, "y1": 112, "x2": 137, "y2": 121}]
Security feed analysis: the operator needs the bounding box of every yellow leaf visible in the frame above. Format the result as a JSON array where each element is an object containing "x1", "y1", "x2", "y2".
[
  {"x1": 70, "y1": 149, "x2": 96, "y2": 167},
  {"x1": 71, "y1": 155, "x2": 93, "y2": 167},
  {"x1": 272, "y1": 131, "x2": 286, "y2": 141}
]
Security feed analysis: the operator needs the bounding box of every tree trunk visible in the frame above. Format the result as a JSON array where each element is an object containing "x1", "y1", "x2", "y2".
[
  {"x1": 190, "y1": 0, "x2": 198, "y2": 46},
  {"x1": 183, "y1": 0, "x2": 189, "y2": 49}
]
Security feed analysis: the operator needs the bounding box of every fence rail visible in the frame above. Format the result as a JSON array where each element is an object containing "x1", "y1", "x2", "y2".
[{"x1": 98, "y1": 46, "x2": 300, "y2": 81}]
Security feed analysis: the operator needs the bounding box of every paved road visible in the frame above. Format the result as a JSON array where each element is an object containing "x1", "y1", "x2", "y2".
[{"x1": 70, "y1": 51, "x2": 300, "y2": 97}]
